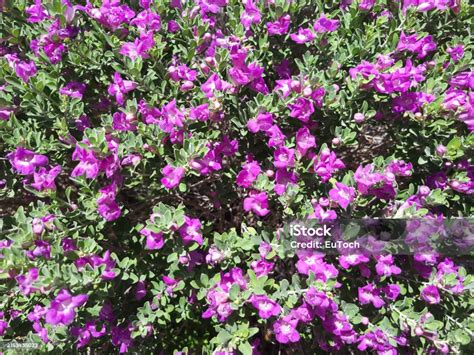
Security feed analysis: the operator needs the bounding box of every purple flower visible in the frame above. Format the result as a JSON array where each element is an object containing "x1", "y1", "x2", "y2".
[
  {"x1": 243, "y1": 191, "x2": 270, "y2": 217},
  {"x1": 60, "y1": 82, "x2": 86, "y2": 99},
  {"x1": 45, "y1": 289, "x2": 88, "y2": 326},
  {"x1": 167, "y1": 20, "x2": 180, "y2": 33},
  {"x1": 7, "y1": 147, "x2": 48, "y2": 175},
  {"x1": 447, "y1": 44, "x2": 464, "y2": 62},
  {"x1": 201, "y1": 73, "x2": 232, "y2": 98},
  {"x1": 25, "y1": 0, "x2": 49, "y2": 23},
  {"x1": 273, "y1": 316, "x2": 300, "y2": 343},
  {"x1": 250, "y1": 259, "x2": 274, "y2": 277},
  {"x1": 14, "y1": 60, "x2": 37, "y2": 83},
  {"x1": 97, "y1": 183, "x2": 121, "y2": 222},
  {"x1": 120, "y1": 31, "x2": 155, "y2": 60},
  {"x1": 108, "y1": 72, "x2": 137, "y2": 106},
  {"x1": 339, "y1": 253, "x2": 369, "y2": 269},
  {"x1": 0, "y1": 107, "x2": 13, "y2": 121},
  {"x1": 274, "y1": 168, "x2": 298, "y2": 196},
  {"x1": 130, "y1": 10, "x2": 161, "y2": 31},
  {"x1": 70, "y1": 322, "x2": 106, "y2": 349},
  {"x1": 383, "y1": 284, "x2": 401, "y2": 301},
  {"x1": 329, "y1": 182, "x2": 355, "y2": 209},
  {"x1": 16, "y1": 268, "x2": 39, "y2": 296},
  {"x1": 359, "y1": 0, "x2": 375, "y2": 10},
  {"x1": 397, "y1": 32, "x2": 437, "y2": 59},
  {"x1": 354, "y1": 164, "x2": 384, "y2": 194},
  {"x1": 247, "y1": 112, "x2": 273, "y2": 133},
  {"x1": 290, "y1": 28, "x2": 316, "y2": 44},
  {"x1": 240, "y1": 0, "x2": 261, "y2": 30},
  {"x1": 273, "y1": 146, "x2": 295, "y2": 169},
  {"x1": 179, "y1": 216, "x2": 203, "y2": 245},
  {"x1": 288, "y1": 98, "x2": 315, "y2": 122},
  {"x1": 161, "y1": 165, "x2": 185, "y2": 189},
  {"x1": 420, "y1": 285, "x2": 440, "y2": 304},
  {"x1": 250, "y1": 295, "x2": 282, "y2": 319},
  {"x1": 392, "y1": 92, "x2": 435, "y2": 113},
  {"x1": 375, "y1": 255, "x2": 401, "y2": 277},
  {"x1": 358, "y1": 284, "x2": 385, "y2": 308},
  {"x1": 314, "y1": 148, "x2": 345, "y2": 182},
  {"x1": 313, "y1": 14, "x2": 339, "y2": 33},
  {"x1": 236, "y1": 160, "x2": 261, "y2": 188},
  {"x1": 296, "y1": 127, "x2": 316, "y2": 156},
  {"x1": 266, "y1": 14, "x2": 291, "y2": 36},
  {"x1": 140, "y1": 228, "x2": 164, "y2": 250},
  {"x1": 30, "y1": 165, "x2": 62, "y2": 192}
]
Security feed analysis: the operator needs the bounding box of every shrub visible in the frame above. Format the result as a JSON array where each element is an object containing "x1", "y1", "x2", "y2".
[{"x1": 0, "y1": 0, "x2": 473, "y2": 353}]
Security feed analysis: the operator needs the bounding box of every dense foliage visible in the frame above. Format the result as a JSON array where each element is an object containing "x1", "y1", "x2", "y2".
[{"x1": 0, "y1": 0, "x2": 473, "y2": 353}]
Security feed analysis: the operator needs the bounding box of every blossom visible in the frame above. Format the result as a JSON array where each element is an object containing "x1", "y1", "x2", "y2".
[
  {"x1": 45, "y1": 289, "x2": 88, "y2": 326},
  {"x1": 251, "y1": 259, "x2": 274, "y2": 277},
  {"x1": 236, "y1": 160, "x2": 261, "y2": 188},
  {"x1": 296, "y1": 127, "x2": 316, "y2": 156},
  {"x1": 396, "y1": 32, "x2": 437, "y2": 59},
  {"x1": 273, "y1": 317, "x2": 300, "y2": 343},
  {"x1": 108, "y1": 72, "x2": 137, "y2": 106},
  {"x1": 266, "y1": 14, "x2": 291, "y2": 36},
  {"x1": 240, "y1": 0, "x2": 261, "y2": 30},
  {"x1": 288, "y1": 98, "x2": 315, "y2": 122},
  {"x1": 358, "y1": 284, "x2": 385, "y2": 308},
  {"x1": 130, "y1": 10, "x2": 161, "y2": 31},
  {"x1": 161, "y1": 165, "x2": 185, "y2": 189},
  {"x1": 16, "y1": 268, "x2": 39, "y2": 296},
  {"x1": 250, "y1": 295, "x2": 282, "y2": 319},
  {"x1": 247, "y1": 112, "x2": 273, "y2": 133},
  {"x1": 313, "y1": 14, "x2": 339, "y2": 33},
  {"x1": 179, "y1": 216, "x2": 203, "y2": 245},
  {"x1": 120, "y1": 31, "x2": 155, "y2": 60},
  {"x1": 201, "y1": 73, "x2": 232, "y2": 98},
  {"x1": 420, "y1": 285, "x2": 440, "y2": 304},
  {"x1": 140, "y1": 228, "x2": 164, "y2": 250},
  {"x1": 447, "y1": 45, "x2": 464, "y2": 62},
  {"x1": 70, "y1": 322, "x2": 106, "y2": 348},
  {"x1": 60, "y1": 82, "x2": 86, "y2": 99},
  {"x1": 392, "y1": 92, "x2": 435, "y2": 113},
  {"x1": 354, "y1": 164, "x2": 384, "y2": 194},
  {"x1": 0, "y1": 107, "x2": 13, "y2": 120},
  {"x1": 273, "y1": 146, "x2": 295, "y2": 169},
  {"x1": 97, "y1": 183, "x2": 121, "y2": 222},
  {"x1": 25, "y1": 0, "x2": 49, "y2": 23},
  {"x1": 30, "y1": 165, "x2": 62, "y2": 192},
  {"x1": 313, "y1": 148, "x2": 345, "y2": 182},
  {"x1": 290, "y1": 28, "x2": 316, "y2": 44},
  {"x1": 243, "y1": 191, "x2": 270, "y2": 216},
  {"x1": 7, "y1": 147, "x2": 48, "y2": 175}
]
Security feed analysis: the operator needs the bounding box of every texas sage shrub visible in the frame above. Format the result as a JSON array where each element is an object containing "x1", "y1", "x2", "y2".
[{"x1": 0, "y1": 0, "x2": 473, "y2": 353}]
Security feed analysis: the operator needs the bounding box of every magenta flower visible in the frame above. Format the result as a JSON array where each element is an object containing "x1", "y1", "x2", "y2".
[
  {"x1": 243, "y1": 191, "x2": 270, "y2": 217},
  {"x1": 130, "y1": 9, "x2": 161, "y2": 31},
  {"x1": 161, "y1": 165, "x2": 185, "y2": 189},
  {"x1": 290, "y1": 28, "x2": 316, "y2": 44},
  {"x1": 60, "y1": 81, "x2": 86, "y2": 99},
  {"x1": 359, "y1": 0, "x2": 375, "y2": 10},
  {"x1": 107, "y1": 72, "x2": 137, "y2": 106},
  {"x1": 201, "y1": 73, "x2": 232, "y2": 98},
  {"x1": 296, "y1": 127, "x2": 316, "y2": 156},
  {"x1": 313, "y1": 148, "x2": 345, "y2": 182},
  {"x1": 7, "y1": 147, "x2": 48, "y2": 175},
  {"x1": 0, "y1": 107, "x2": 13, "y2": 121},
  {"x1": 354, "y1": 164, "x2": 384, "y2": 194},
  {"x1": 273, "y1": 316, "x2": 300, "y2": 343},
  {"x1": 25, "y1": 0, "x2": 49, "y2": 23},
  {"x1": 97, "y1": 183, "x2": 121, "y2": 222},
  {"x1": 420, "y1": 285, "x2": 440, "y2": 304},
  {"x1": 45, "y1": 289, "x2": 88, "y2": 326},
  {"x1": 358, "y1": 284, "x2": 385, "y2": 308},
  {"x1": 140, "y1": 228, "x2": 164, "y2": 250},
  {"x1": 250, "y1": 295, "x2": 282, "y2": 319},
  {"x1": 251, "y1": 259, "x2": 274, "y2": 277},
  {"x1": 274, "y1": 168, "x2": 298, "y2": 196},
  {"x1": 273, "y1": 146, "x2": 295, "y2": 169},
  {"x1": 247, "y1": 112, "x2": 273, "y2": 133},
  {"x1": 392, "y1": 92, "x2": 435, "y2": 113},
  {"x1": 30, "y1": 165, "x2": 61, "y2": 192},
  {"x1": 16, "y1": 268, "x2": 39, "y2": 296},
  {"x1": 329, "y1": 182, "x2": 356, "y2": 209},
  {"x1": 397, "y1": 32, "x2": 437, "y2": 59},
  {"x1": 236, "y1": 160, "x2": 261, "y2": 188},
  {"x1": 14, "y1": 60, "x2": 37, "y2": 83},
  {"x1": 266, "y1": 14, "x2": 291, "y2": 36},
  {"x1": 120, "y1": 31, "x2": 155, "y2": 61},
  {"x1": 240, "y1": 0, "x2": 261, "y2": 30},
  {"x1": 447, "y1": 44, "x2": 464, "y2": 62},
  {"x1": 288, "y1": 98, "x2": 315, "y2": 122},
  {"x1": 112, "y1": 112, "x2": 137, "y2": 131},
  {"x1": 313, "y1": 14, "x2": 339, "y2": 33},
  {"x1": 179, "y1": 216, "x2": 203, "y2": 245}
]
